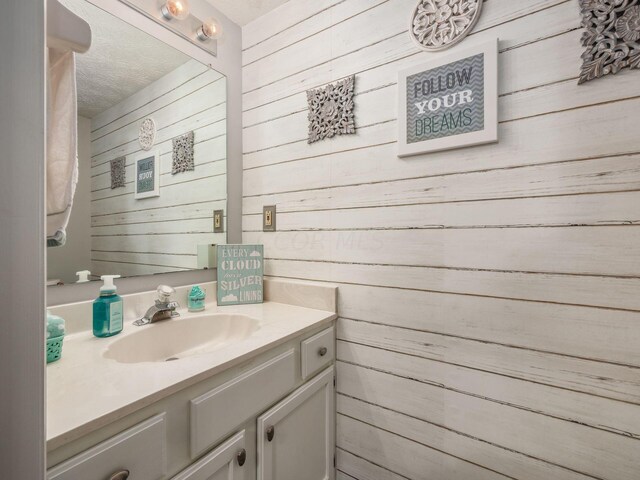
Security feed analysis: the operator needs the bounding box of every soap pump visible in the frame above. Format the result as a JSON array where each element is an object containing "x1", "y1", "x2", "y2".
[
  {"x1": 76, "y1": 270, "x2": 91, "y2": 283},
  {"x1": 93, "y1": 275, "x2": 124, "y2": 338}
]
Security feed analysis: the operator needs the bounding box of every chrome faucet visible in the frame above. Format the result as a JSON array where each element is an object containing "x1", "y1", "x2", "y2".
[{"x1": 133, "y1": 285, "x2": 180, "y2": 326}]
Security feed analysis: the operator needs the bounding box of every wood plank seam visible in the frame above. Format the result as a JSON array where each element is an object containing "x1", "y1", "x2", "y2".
[
  {"x1": 242, "y1": 2, "x2": 576, "y2": 106},
  {"x1": 242, "y1": 0, "x2": 391, "y2": 68},
  {"x1": 336, "y1": 447, "x2": 413, "y2": 480},
  {"x1": 337, "y1": 395, "x2": 602, "y2": 480},
  {"x1": 242, "y1": 91, "x2": 636, "y2": 156},
  {"x1": 337, "y1": 338, "x2": 640, "y2": 431},
  {"x1": 242, "y1": 0, "x2": 346, "y2": 52},
  {"x1": 91, "y1": 103, "x2": 226, "y2": 159},
  {"x1": 91, "y1": 71, "x2": 220, "y2": 138},
  {"x1": 91, "y1": 198, "x2": 226, "y2": 218},
  {"x1": 337, "y1": 412, "x2": 519, "y2": 480}
]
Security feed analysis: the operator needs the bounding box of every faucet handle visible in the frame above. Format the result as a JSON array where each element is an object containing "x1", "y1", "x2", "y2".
[{"x1": 156, "y1": 285, "x2": 175, "y2": 303}]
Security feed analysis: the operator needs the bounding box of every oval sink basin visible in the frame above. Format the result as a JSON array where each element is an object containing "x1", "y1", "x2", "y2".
[{"x1": 104, "y1": 314, "x2": 259, "y2": 363}]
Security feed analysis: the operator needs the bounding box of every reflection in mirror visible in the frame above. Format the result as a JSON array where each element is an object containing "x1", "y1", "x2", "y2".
[{"x1": 47, "y1": 0, "x2": 227, "y2": 286}]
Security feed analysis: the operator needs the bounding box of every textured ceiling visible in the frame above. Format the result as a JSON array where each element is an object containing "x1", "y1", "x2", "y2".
[
  {"x1": 206, "y1": 0, "x2": 290, "y2": 26},
  {"x1": 61, "y1": 0, "x2": 190, "y2": 118}
]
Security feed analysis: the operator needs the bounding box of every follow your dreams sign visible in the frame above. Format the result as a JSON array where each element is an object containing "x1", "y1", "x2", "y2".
[
  {"x1": 217, "y1": 244, "x2": 264, "y2": 306},
  {"x1": 133, "y1": 150, "x2": 159, "y2": 199},
  {"x1": 398, "y1": 39, "x2": 498, "y2": 157}
]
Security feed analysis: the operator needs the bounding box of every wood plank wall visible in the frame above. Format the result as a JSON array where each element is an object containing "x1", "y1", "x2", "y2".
[
  {"x1": 241, "y1": 0, "x2": 640, "y2": 478},
  {"x1": 89, "y1": 60, "x2": 227, "y2": 276}
]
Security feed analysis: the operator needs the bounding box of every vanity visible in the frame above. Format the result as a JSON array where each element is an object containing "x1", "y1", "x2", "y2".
[
  {"x1": 43, "y1": 1, "x2": 339, "y2": 479},
  {"x1": 46, "y1": 279, "x2": 337, "y2": 480}
]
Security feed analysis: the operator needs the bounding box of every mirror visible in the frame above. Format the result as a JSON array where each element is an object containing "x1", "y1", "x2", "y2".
[{"x1": 47, "y1": 0, "x2": 227, "y2": 286}]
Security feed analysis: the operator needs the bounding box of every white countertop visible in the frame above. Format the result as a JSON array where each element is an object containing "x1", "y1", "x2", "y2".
[{"x1": 47, "y1": 281, "x2": 337, "y2": 451}]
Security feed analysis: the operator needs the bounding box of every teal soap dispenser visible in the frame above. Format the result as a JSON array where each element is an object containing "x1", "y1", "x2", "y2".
[{"x1": 93, "y1": 275, "x2": 124, "y2": 338}]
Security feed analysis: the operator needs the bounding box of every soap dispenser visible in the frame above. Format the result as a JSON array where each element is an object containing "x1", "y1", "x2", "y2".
[
  {"x1": 76, "y1": 270, "x2": 91, "y2": 283},
  {"x1": 93, "y1": 275, "x2": 123, "y2": 338}
]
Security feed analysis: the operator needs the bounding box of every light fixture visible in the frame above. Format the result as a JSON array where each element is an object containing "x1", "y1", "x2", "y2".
[
  {"x1": 161, "y1": 0, "x2": 190, "y2": 20},
  {"x1": 197, "y1": 17, "x2": 222, "y2": 41}
]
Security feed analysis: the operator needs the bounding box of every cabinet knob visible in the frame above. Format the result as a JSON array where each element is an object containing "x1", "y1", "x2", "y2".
[
  {"x1": 266, "y1": 425, "x2": 275, "y2": 442},
  {"x1": 236, "y1": 448, "x2": 247, "y2": 467},
  {"x1": 318, "y1": 346, "x2": 328, "y2": 357},
  {"x1": 108, "y1": 470, "x2": 130, "y2": 480}
]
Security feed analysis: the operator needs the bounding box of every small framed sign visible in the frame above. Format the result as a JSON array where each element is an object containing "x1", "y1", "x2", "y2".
[
  {"x1": 216, "y1": 244, "x2": 264, "y2": 306},
  {"x1": 133, "y1": 150, "x2": 160, "y2": 199},
  {"x1": 398, "y1": 38, "x2": 498, "y2": 157}
]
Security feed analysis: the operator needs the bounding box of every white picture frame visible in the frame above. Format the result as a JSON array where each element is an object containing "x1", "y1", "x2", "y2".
[
  {"x1": 133, "y1": 150, "x2": 160, "y2": 199},
  {"x1": 398, "y1": 38, "x2": 498, "y2": 157}
]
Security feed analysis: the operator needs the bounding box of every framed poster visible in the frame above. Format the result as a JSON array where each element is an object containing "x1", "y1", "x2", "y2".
[
  {"x1": 398, "y1": 38, "x2": 498, "y2": 157},
  {"x1": 216, "y1": 244, "x2": 264, "y2": 306},
  {"x1": 133, "y1": 150, "x2": 160, "y2": 199}
]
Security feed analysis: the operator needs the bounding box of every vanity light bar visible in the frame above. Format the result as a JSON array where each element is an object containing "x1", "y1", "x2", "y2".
[{"x1": 118, "y1": 0, "x2": 218, "y2": 56}]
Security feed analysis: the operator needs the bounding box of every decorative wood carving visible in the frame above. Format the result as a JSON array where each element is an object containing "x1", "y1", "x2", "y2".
[
  {"x1": 578, "y1": 0, "x2": 640, "y2": 84},
  {"x1": 172, "y1": 131, "x2": 195, "y2": 174},
  {"x1": 110, "y1": 156, "x2": 126, "y2": 189},
  {"x1": 410, "y1": 0, "x2": 483, "y2": 51},
  {"x1": 306, "y1": 76, "x2": 356, "y2": 144},
  {"x1": 138, "y1": 118, "x2": 156, "y2": 151}
]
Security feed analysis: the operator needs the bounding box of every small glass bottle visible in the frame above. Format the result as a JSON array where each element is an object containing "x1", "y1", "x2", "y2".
[{"x1": 93, "y1": 275, "x2": 124, "y2": 338}]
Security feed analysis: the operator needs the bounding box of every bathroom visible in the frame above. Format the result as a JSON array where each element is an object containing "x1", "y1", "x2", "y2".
[{"x1": 1, "y1": 0, "x2": 640, "y2": 478}]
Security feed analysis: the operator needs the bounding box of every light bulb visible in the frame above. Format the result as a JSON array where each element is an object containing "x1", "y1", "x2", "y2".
[
  {"x1": 197, "y1": 17, "x2": 223, "y2": 41},
  {"x1": 161, "y1": 0, "x2": 190, "y2": 20}
]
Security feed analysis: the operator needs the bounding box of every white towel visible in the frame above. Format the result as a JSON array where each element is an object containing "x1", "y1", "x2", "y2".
[{"x1": 47, "y1": 48, "x2": 78, "y2": 247}]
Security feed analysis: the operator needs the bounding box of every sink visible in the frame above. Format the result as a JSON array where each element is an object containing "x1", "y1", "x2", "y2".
[{"x1": 104, "y1": 314, "x2": 259, "y2": 363}]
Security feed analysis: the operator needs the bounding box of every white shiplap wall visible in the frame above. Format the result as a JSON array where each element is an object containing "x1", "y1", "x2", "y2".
[
  {"x1": 90, "y1": 60, "x2": 227, "y2": 277},
  {"x1": 242, "y1": 1, "x2": 640, "y2": 479}
]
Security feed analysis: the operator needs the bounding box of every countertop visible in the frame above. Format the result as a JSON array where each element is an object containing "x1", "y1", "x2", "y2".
[{"x1": 47, "y1": 297, "x2": 336, "y2": 451}]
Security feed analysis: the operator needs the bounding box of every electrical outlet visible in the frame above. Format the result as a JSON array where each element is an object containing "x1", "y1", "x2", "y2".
[
  {"x1": 213, "y1": 210, "x2": 224, "y2": 233},
  {"x1": 263, "y1": 205, "x2": 276, "y2": 232}
]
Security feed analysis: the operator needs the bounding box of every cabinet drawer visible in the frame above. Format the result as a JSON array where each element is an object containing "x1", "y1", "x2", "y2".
[
  {"x1": 48, "y1": 414, "x2": 167, "y2": 480},
  {"x1": 301, "y1": 327, "x2": 335, "y2": 380},
  {"x1": 190, "y1": 349, "x2": 297, "y2": 458},
  {"x1": 173, "y1": 430, "x2": 246, "y2": 480}
]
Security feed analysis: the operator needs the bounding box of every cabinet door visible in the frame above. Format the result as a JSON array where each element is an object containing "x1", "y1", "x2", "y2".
[
  {"x1": 173, "y1": 431, "x2": 246, "y2": 480},
  {"x1": 257, "y1": 367, "x2": 335, "y2": 480}
]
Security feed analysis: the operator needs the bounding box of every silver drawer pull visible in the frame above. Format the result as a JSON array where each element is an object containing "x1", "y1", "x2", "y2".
[
  {"x1": 109, "y1": 470, "x2": 130, "y2": 480},
  {"x1": 266, "y1": 425, "x2": 275, "y2": 442},
  {"x1": 318, "y1": 347, "x2": 328, "y2": 357}
]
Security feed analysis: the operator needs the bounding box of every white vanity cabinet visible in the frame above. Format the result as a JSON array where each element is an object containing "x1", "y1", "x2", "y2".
[
  {"x1": 47, "y1": 324, "x2": 336, "y2": 480},
  {"x1": 257, "y1": 367, "x2": 335, "y2": 480}
]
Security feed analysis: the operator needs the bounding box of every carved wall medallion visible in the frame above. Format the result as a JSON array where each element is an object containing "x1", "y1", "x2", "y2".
[
  {"x1": 172, "y1": 131, "x2": 195, "y2": 174},
  {"x1": 410, "y1": 0, "x2": 484, "y2": 51},
  {"x1": 307, "y1": 75, "x2": 356, "y2": 144},
  {"x1": 579, "y1": 0, "x2": 640, "y2": 84},
  {"x1": 110, "y1": 156, "x2": 126, "y2": 189},
  {"x1": 138, "y1": 118, "x2": 156, "y2": 151}
]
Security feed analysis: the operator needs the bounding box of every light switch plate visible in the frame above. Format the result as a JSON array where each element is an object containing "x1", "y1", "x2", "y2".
[
  {"x1": 263, "y1": 205, "x2": 276, "y2": 232},
  {"x1": 214, "y1": 210, "x2": 224, "y2": 233}
]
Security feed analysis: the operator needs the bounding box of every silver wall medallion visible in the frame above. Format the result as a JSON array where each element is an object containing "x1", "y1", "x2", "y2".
[
  {"x1": 307, "y1": 75, "x2": 356, "y2": 144},
  {"x1": 138, "y1": 118, "x2": 156, "y2": 151},
  {"x1": 172, "y1": 131, "x2": 195, "y2": 174},
  {"x1": 410, "y1": 0, "x2": 484, "y2": 52},
  {"x1": 110, "y1": 156, "x2": 126, "y2": 189},
  {"x1": 578, "y1": 0, "x2": 640, "y2": 84}
]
